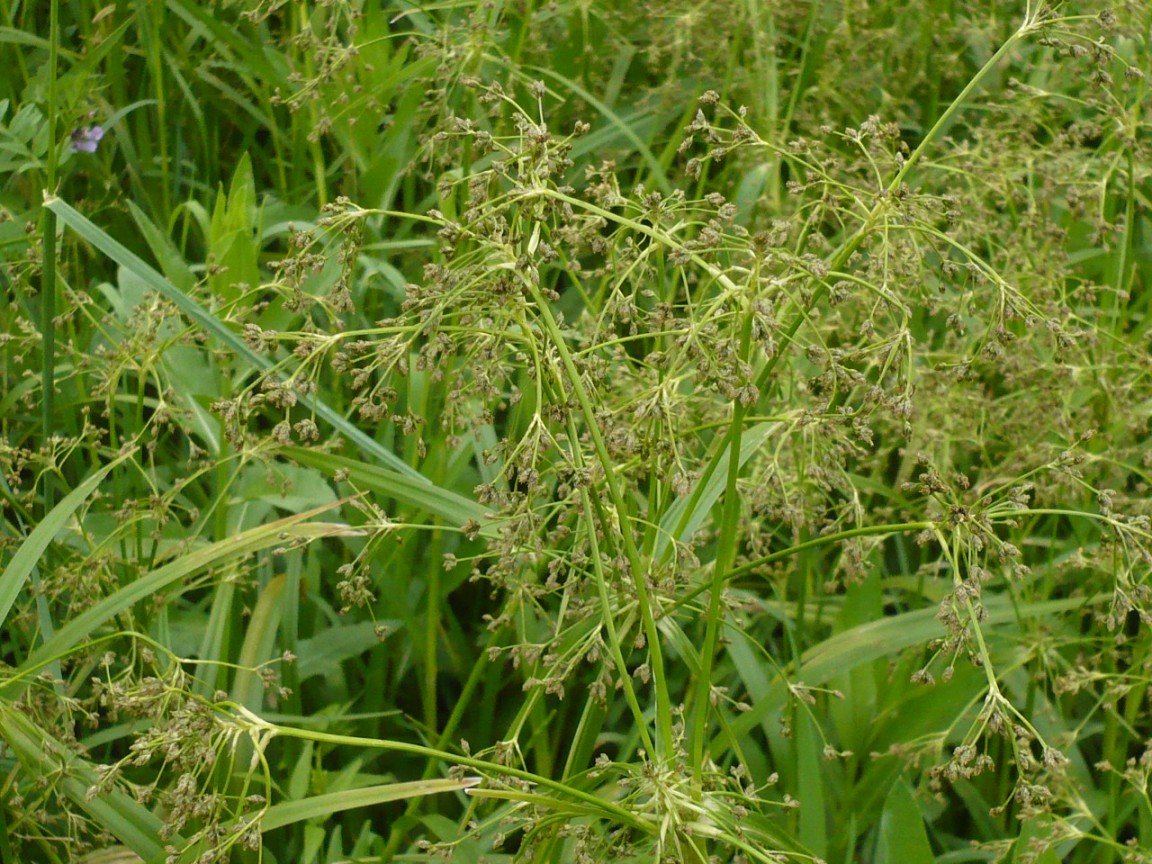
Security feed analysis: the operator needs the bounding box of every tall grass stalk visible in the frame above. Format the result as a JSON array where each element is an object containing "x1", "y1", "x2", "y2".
[{"x1": 38, "y1": 0, "x2": 60, "y2": 508}]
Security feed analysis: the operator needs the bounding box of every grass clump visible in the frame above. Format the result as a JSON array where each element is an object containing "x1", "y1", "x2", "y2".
[{"x1": 1, "y1": 1, "x2": 1151, "y2": 863}]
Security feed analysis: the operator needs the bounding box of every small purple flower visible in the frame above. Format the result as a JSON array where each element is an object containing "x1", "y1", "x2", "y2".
[{"x1": 71, "y1": 125, "x2": 105, "y2": 153}]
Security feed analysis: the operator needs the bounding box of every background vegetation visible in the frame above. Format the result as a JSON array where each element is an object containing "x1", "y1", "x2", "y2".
[{"x1": 1, "y1": 1, "x2": 1150, "y2": 862}]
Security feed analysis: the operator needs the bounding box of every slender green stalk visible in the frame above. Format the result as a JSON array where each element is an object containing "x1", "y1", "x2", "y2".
[
  {"x1": 580, "y1": 490, "x2": 657, "y2": 758},
  {"x1": 423, "y1": 523, "x2": 441, "y2": 735},
  {"x1": 0, "y1": 795, "x2": 12, "y2": 864},
  {"x1": 689, "y1": 308, "x2": 754, "y2": 787},
  {"x1": 39, "y1": 0, "x2": 61, "y2": 509},
  {"x1": 517, "y1": 268, "x2": 674, "y2": 763},
  {"x1": 228, "y1": 704, "x2": 652, "y2": 832},
  {"x1": 890, "y1": 9, "x2": 1048, "y2": 194},
  {"x1": 723, "y1": 521, "x2": 937, "y2": 582},
  {"x1": 670, "y1": 9, "x2": 1052, "y2": 557}
]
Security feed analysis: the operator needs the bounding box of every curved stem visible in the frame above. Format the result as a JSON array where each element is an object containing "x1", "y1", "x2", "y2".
[{"x1": 229, "y1": 704, "x2": 652, "y2": 832}]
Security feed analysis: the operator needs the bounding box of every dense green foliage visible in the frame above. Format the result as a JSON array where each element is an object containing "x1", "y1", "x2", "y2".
[{"x1": 1, "y1": 1, "x2": 1150, "y2": 862}]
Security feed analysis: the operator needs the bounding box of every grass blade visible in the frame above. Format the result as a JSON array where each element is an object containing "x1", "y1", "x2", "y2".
[
  {"x1": 44, "y1": 196, "x2": 421, "y2": 480},
  {"x1": 0, "y1": 702, "x2": 172, "y2": 861},
  {"x1": 723, "y1": 594, "x2": 1105, "y2": 748},
  {"x1": 874, "y1": 777, "x2": 934, "y2": 863},
  {"x1": 3, "y1": 505, "x2": 354, "y2": 699},
  {"x1": 260, "y1": 778, "x2": 480, "y2": 833},
  {"x1": 0, "y1": 451, "x2": 133, "y2": 629},
  {"x1": 280, "y1": 447, "x2": 495, "y2": 536}
]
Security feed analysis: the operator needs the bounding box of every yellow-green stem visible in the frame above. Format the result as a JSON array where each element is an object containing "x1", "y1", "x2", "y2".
[
  {"x1": 517, "y1": 270, "x2": 674, "y2": 763},
  {"x1": 231, "y1": 705, "x2": 651, "y2": 831},
  {"x1": 690, "y1": 309, "x2": 754, "y2": 787},
  {"x1": 40, "y1": 0, "x2": 60, "y2": 509}
]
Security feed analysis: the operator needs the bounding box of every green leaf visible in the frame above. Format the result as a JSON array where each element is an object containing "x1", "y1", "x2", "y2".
[
  {"x1": 1011, "y1": 816, "x2": 1065, "y2": 863},
  {"x1": 524, "y1": 64, "x2": 674, "y2": 194},
  {"x1": 656, "y1": 422, "x2": 780, "y2": 562},
  {"x1": 722, "y1": 594, "x2": 1105, "y2": 752},
  {"x1": 45, "y1": 196, "x2": 421, "y2": 479},
  {"x1": 2, "y1": 503, "x2": 351, "y2": 700},
  {"x1": 796, "y1": 713, "x2": 827, "y2": 858},
  {"x1": 261, "y1": 777, "x2": 480, "y2": 832},
  {"x1": 0, "y1": 26, "x2": 56, "y2": 51},
  {"x1": 208, "y1": 152, "x2": 260, "y2": 301},
  {"x1": 234, "y1": 462, "x2": 337, "y2": 513},
  {"x1": 296, "y1": 621, "x2": 402, "y2": 682},
  {"x1": 875, "y1": 777, "x2": 934, "y2": 863},
  {"x1": 0, "y1": 451, "x2": 132, "y2": 629},
  {"x1": 127, "y1": 199, "x2": 196, "y2": 293},
  {"x1": 232, "y1": 574, "x2": 286, "y2": 711},
  {"x1": 0, "y1": 702, "x2": 172, "y2": 861},
  {"x1": 280, "y1": 447, "x2": 495, "y2": 537}
]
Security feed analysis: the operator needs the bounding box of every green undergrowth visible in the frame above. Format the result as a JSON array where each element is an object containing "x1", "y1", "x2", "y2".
[{"x1": 1, "y1": 1, "x2": 1151, "y2": 863}]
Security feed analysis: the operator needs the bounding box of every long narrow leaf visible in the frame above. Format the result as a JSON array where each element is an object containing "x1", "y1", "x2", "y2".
[
  {"x1": 45, "y1": 196, "x2": 421, "y2": 480},
  {"x1": 655, "y1": 422, "x2": 779, "y2": 562},
  {"x1": 232, "y1": 574, "x2": 286, "y2": 711},
  {"x1": 280, "y1": 446, "x2": 495, "y2": 537},
  {"x1": 722, "y1": 593, "x2": 1105, "y2": 750},
  {"x1": 2, "y1": 504, "x2": 356, "y2": 699},
  {"x1": 875, "y1": 777, "x2": 934, "y2": 864},
  {"x1": 0, "y1": 451, "x2": 133, "y2": 629},
  {"x1": 0, "y1": 702, "x2": 172, "y2": 861},
  {"x1": 261, "y1": 778, "x2": 480, "y2": 832}
]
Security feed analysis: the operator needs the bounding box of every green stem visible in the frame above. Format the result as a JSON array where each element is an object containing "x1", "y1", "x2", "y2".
[
  {"x1": 424, "y1": 524, "x2": 441, "y2": 737},
  {"x1": 581, "y1": 490, "x2": 658, "y2": 757},
  {"x1": 675, "y1": 521, "x2": 936, "y2": 614},
  {"x1": 517, "y1": 269, "x2": 674, "y2": 763},
  {"x1": 230, "y1": 705, "x2": 651, "y2": 832},
  {"x1": 890, "y1": 11, "x2": 1041, "y2": 195},
  {"x1": 40, "y1": 213, "x2": 56, "y2": 452},
  {"x1": 690, "y1": 310, "x2": 753, "y2": 787},
  {"x1": 40, "y1": 0, "x2": 61, "y2": 509},
  {"x1": 0, "y1": 786, "x2": 12, "y2": 864}
]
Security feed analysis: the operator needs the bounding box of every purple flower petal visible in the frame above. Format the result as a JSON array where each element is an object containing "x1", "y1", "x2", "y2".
[{"x1": 71, "y1": 125, "x2": 105, "y2": 154}]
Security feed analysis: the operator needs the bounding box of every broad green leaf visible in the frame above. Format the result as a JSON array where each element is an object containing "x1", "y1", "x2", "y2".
[{"x1": 874, "y1": 777, "x2": 934, "y2": 863}]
